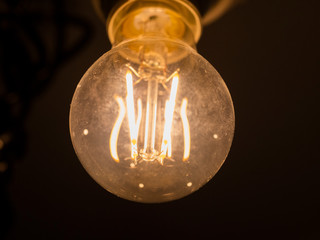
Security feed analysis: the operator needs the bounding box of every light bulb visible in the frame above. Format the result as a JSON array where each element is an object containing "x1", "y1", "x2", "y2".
[{"x1": 70, "y1": 0, "x2": 234, "y2": 203}]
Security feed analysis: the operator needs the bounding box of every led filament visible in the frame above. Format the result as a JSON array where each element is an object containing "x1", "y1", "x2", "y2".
[{"x1": 110, "y1": 67, "x2": 190, "y2": 165}]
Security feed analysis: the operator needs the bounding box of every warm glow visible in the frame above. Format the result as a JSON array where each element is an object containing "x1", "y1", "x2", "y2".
[
  {"x1": 136, "y1": 98, "x2": 142, "y2": 138},
  {"x1": 151, "y1": 102, "x2": 157, "y2": 150},
  {"x1": 180, "y1": 98, "x2": 190, "y2": 161},
  {"x1": 165, "y1": 101, "x2": 173, "y2": 158},
  {"x1": 160, "y1": 74, "x2": 179, "y2": 161},
  {"x1": 144, "y1": 101, "x2": 150, "y2": 150},
  {"x1": 110, "y1": 96, "x2": 126, "y2": 162},
  {"x1": 69, "y1": 1, "x2": 236, "y2": 203},
  {"x1": 126, "y1": 71, "x2": 139, "y2": 159},
  {"x1": 167, "y1": 134, "x2": 172, "y2": 158},
  {"x1": 111, "y1": 72, "x2": 187, "y2": 163}
]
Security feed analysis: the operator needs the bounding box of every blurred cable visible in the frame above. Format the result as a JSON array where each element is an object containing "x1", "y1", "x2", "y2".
[{"x1": 201, "y1": 0, "x2": 244, "y2": 26}]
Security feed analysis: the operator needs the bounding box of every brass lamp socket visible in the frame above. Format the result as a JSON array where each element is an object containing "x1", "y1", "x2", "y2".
[{"x1": 106, "y1": 0, "x2": 202, "y2": 48}]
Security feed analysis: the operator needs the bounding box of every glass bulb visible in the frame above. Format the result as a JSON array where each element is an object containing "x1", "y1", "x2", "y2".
[{"x1": 70, "y1": 1, "x2": 234, "y2": 203}]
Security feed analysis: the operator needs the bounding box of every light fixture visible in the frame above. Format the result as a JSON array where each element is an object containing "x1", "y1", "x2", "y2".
[{"x1": 70, "y1": 0, "x2": 235, "y2": 203}]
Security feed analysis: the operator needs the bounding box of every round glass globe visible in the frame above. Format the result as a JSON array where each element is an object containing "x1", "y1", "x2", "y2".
[{"x1": 70, "y1": 38, "x2": 234, "y2": 203}]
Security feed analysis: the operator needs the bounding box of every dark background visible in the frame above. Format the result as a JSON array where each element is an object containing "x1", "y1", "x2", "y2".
[{"x1": 1, "y1": 0, "x2": 319, "y2": 239}]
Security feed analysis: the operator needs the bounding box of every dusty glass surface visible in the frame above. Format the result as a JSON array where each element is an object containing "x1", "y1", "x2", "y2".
[{"x1": 70, "y1": 38, "x2": 234, "y2": 202}]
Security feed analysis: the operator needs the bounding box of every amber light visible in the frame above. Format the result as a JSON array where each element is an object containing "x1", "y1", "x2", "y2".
[{"x1": 70, "y1": 0, "x2": 234, "y2": 203}]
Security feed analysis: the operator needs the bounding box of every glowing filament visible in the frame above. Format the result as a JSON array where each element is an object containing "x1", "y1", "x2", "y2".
[
  {"x1": 160, "y1": 74, "x2": 179, "y2": 161},
  {"x1": 110, "y1": 70, "x2": 188, "y2": 164},
  {"x1": 110, "y1": 96, "x2": 126, "y2": 162},
  {"x1": 167, "y1": 134, "x2": 172, "y2": 158},
  {"x1": 164, "y1": 101, "x2": 172, "y2": 158},
  {"x1": 136, "y1": 99, "x2": 142, "y2": 138},
  {"x1": 143, "y1": 101, "x2": 150, "y2": 150},
  {"x1": 126, "y1": 71, "x2": 140, "y2": 159},
  {"x1": 151, "y1": 103, "x2": 157, "y2": 149},
  {"x1": 180, "y1": 98, "x2": 190, "y2": 161}
]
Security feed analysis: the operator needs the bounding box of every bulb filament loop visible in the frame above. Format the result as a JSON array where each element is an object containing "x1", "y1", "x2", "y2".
[
  {"x1": 109, "y1": 96, "x2": 126, "y2": 162},
  {"x1": 180, "y1": 98, "x2": 190, "y2": 161},
  {"x1": 160, "y1": 74, "x2": 179, "y2": 164},
  {"x1": 126, "y1": 71, "x2": 142, "y2": 159},
  {"x1": 109, "y1": 69, "x2": 190, "y2": 164}
]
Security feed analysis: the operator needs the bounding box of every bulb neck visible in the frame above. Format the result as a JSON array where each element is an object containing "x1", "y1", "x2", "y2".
[{"x1": 107, "y1": 0, "x2": 202, "y2": 48}]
